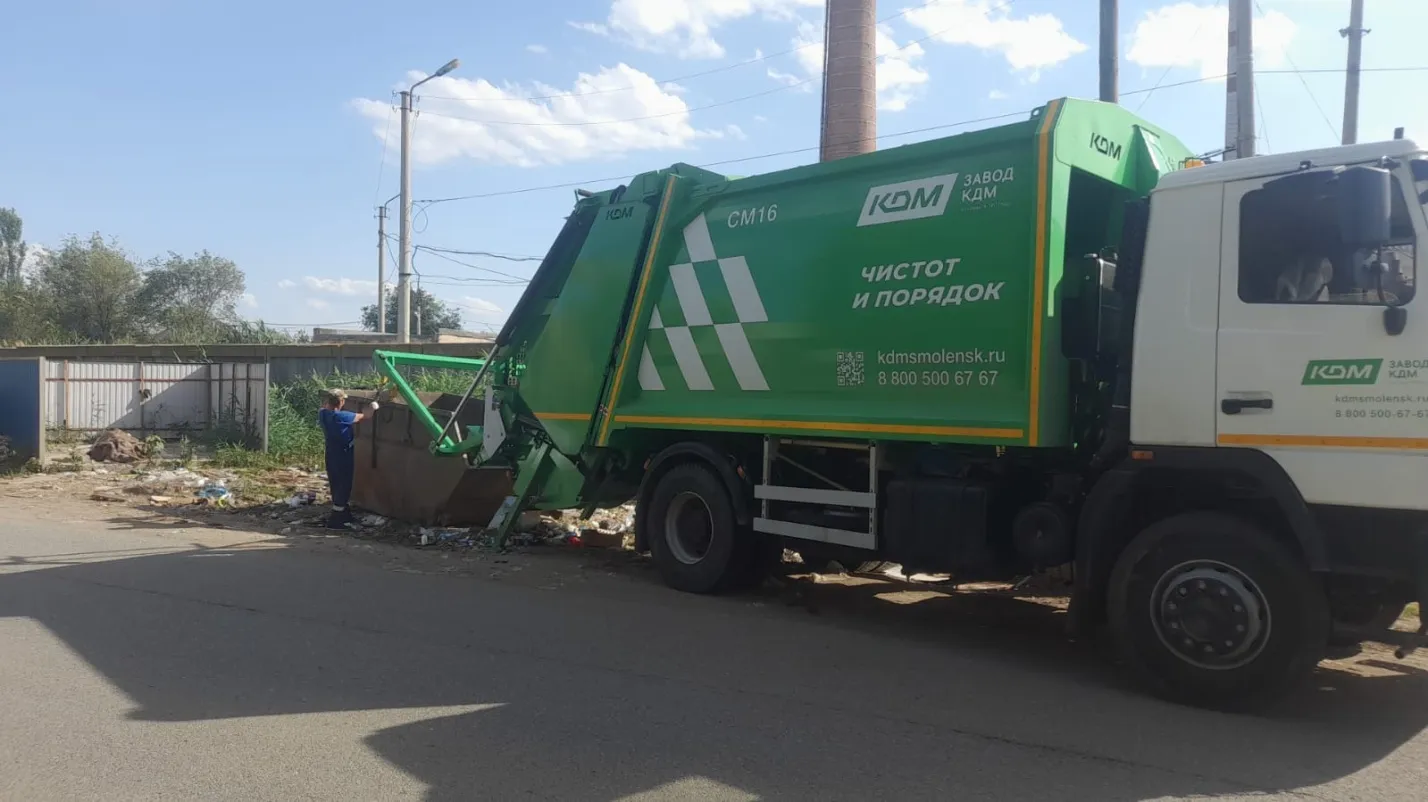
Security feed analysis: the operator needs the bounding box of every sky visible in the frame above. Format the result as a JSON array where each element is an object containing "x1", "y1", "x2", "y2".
[{"x1": 3, "y1": 0, "x2": 1426, "y2": 335}]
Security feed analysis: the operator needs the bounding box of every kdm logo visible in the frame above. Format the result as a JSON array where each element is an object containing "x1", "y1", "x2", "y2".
[
  {"x1": 1301, "y1": 358, "x2": 1383, "y2": 385},
  {"x1": 857, "y1": 173, "x2": 959, "y2": 227}
]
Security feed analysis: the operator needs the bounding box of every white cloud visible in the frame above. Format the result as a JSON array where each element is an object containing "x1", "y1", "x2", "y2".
[
  {"x1": 459, "y1": 296, "x2": 505, "y2": 315},
  {"x1": 303, "y1": 276, "x2": 378, "y2": 296},
  {"x1": 988, "y1": 89, "x2": 1010, "y2": 100},
  {"x1": 277, "y1": 279, "x2": 296, "y2": 289},
  {"x1": 526, "y1": 44, "x2": 548, "y2": 54},
  {"x1": 575, "y1": 0, "x2": 822, "y2": 59},
  {"x1": 240, "y1": 293, "x2": 258, "y2": 310},
  {"x1": 785, "y1": 21, "x2": 930, "y2": 112},
  {"x1": 874, "y1": 26, "x2": 930, "y2": 112},
  {"x1": 1127, "y1": 3, "x2": 1298, "y2": 79},
  {"x1": 306, "y1": 299, "x2": 331, "y2": 311},
  {"x1": 767, "y1": 65, "x2": 807, "y2": 89},
  {"x1": 353, "y1": 64, "x2": 730, "y2": 167},
  {"x1": 904, "y1": 0, "x2": 1087, "y2": 72}
]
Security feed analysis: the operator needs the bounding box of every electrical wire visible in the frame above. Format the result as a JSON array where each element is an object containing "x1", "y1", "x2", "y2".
[
  {"x1": 414, "y1": 0, "x2": 957, "y2": 105},
  {"x1": 414, "y1": 247, "x2": 531, "y2": 282},
  {"x1": 1253, "y1": 0, "x2": 1338, "y2": 143},
  {"x1": 1121, "y1": 66, "x2": 1428, "y2": 97},
  {"x1": 412, "y1": 63, "x2": 1428, "y2": 209},
  {"x1": 1255, "y1": 75, "x2": 1272, "y2": 154},
  {"x1": 372, "y1": 100, "x2": 397, "y2": 205},
  {"x1": 418, "y1": 246, "x2": 542, "y2": 262},
  {"x1": 258, "y1": 320, "x2": 362, "y2": 328},
  {"x1": 1134, "y1": 0, "x2": 1222, "y2": 113},
  {"x1": 416, "y1": 108, "x2": 1033, "y2": 206}
]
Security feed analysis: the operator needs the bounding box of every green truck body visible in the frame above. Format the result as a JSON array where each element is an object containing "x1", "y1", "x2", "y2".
[{"x1": 500, "y1": 99, "x2": 1191, "y2": 486}]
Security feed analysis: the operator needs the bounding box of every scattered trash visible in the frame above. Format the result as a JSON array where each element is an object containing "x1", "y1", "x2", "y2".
[
  {"x1": 286, "y1": 491, "x2": 317, "y2": 507},
  {"x1": 87, "y1": 429, "x2": 146, "y2": 463},
  {"x1": 359, "y1": 513, "x2": 388, "y2": 527},
  {"x1": 197, "y1": 480, "x2": 232, "y2": 507},
  {"x1": 90, "y1": 489, "x2": 127, "y2": 503},
  {"x1": 417, "y1": 526, "x2": 472, "y2": 547},
  {"x1": 148, "y1": 495, "x2": 173, "y2": 505},
  {"x1": 136, "y1": 467, "x2": 205, "y2": 488}
]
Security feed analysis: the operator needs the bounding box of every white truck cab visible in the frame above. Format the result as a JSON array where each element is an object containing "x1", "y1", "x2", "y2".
[
  {"x1": 1072, "y1": 140, "x2": 1427, "y2": 708},
  {"x1": 1135, "y1": 140, "x2": 1425, "y2": 509}
]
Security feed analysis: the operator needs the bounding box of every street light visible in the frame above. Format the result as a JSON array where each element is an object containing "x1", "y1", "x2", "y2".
[{"x1": 397, "y1": 58, "x2": 460, "y2": 344}]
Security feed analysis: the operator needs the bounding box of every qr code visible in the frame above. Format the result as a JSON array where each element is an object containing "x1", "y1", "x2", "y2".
[{"x1": 836, "y1": 350, "x2": 865, "y2": 387}]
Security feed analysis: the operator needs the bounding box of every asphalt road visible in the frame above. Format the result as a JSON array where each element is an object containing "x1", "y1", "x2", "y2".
[{"x1": 1, "y1": 510, "x2": 1426, "y2": 801}]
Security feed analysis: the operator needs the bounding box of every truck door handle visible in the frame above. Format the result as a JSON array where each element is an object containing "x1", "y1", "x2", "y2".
[{"x1": 1221, "y1": 398, "x2": 1273, "y2": 414}]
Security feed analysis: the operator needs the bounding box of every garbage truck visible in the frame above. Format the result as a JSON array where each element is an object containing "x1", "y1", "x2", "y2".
[{"x1": 377, "y1": 97, "x2": 1427, "y2": 708}]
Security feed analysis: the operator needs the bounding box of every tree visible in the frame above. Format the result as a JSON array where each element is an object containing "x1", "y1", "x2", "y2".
[
  {"x1": 34, "y1": 234, "x2": 143, "y2": 342},
  {"x1": 137, "y1": 250, "x2": 246, "y2": 342},
  {"x1": 361, "y1": 287, "x2": 462, "y2": 336},
  {"x1": 0, "y1": 208, "x2": 26, "y2": 283},
  {"x1": 0, "y1": 281, "x2": 67, "y2": 345}
]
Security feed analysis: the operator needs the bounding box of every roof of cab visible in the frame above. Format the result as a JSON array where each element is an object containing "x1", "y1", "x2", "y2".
[{"x1": 1156, "y1": 138, "x2": 1422, "y2": 191}]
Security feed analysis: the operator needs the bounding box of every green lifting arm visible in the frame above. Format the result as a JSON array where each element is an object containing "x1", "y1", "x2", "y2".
[{"x1": 371, "y1": 349, "x2": 489, "y2": 456}]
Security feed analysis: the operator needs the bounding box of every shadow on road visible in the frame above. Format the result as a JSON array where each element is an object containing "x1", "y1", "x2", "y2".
[{"x1": 2, "y1": 529, "x2": 1425, "y2": 801}]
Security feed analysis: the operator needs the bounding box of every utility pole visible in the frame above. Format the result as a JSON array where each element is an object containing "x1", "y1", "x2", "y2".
[
  {"x1": 396, "y1": 58, "x2": 460, "y2": 345},
  {"x1": 375, "y1": 204, "x2": 388, "y2": 334},
  {"x1": 1099, "y1": 0, "x2": 1118, "y2": 103},
  {"x1": 1341, "y1": 0, "x2": 1368, "y2": 145},
  {"x1": 1225, "y1": 0, "x2": 1256, "y2": 159},
  {"x1": 397, "y1": 89, "x2": 414, "y2": 344}
]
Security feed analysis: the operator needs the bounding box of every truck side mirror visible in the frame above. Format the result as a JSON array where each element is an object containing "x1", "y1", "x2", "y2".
[{"x1": 1335, "y1": 165, "x2": 1392, "y2": 249}]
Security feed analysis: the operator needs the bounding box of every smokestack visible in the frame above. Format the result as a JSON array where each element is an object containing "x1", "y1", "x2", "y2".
[{"x1": 820, "y1": 0, "x2": 877, "y2": 162}]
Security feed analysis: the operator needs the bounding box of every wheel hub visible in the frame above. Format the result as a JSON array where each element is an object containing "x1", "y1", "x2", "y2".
[
  {"x1": 664, "y1": 492, "x2": 714, "y2": 565},
  {"x1": 1152, "y1": 562, "x2": 1271, "y2": 670}
]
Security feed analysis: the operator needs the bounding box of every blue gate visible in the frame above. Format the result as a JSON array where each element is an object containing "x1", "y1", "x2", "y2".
[{"x1": 0, "y1": 358, "x2": 44, "y2": 464}]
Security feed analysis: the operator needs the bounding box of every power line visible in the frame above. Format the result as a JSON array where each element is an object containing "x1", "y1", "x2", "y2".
[
  {"x1": 1254, "y1": 0, "x2": 1338, "y2": 142},
  {"x1": 417, "y1": 108, "x2": 1033, "y2": 206},
  {"x1": 414, "y1": 63, "x2": 1427, "y2": 209},
  {"x1": 1254, "y1": 76, "x2": 1271, "y2": 154},
  {"x1": 256, "y1": 320, "x2": 362, "y2": 328},
  {"x1": 414, "y1": 247, "x2": 531, "y2": 282},
  {"x1": 414, "y1": 0, "x2": 952, "y2": 106},
  {"x1": 418, "y1": 246, "x2": 542, "y2": 262},
  {"x1": 371, "y1": 102, "x2": 397, "y2": 205},
  {"x1": 1121, "y1": 65, "x2": 1428, "y2": 98},
  {"x1": 1134, "y1": 0, "x2": 1222, "y2": 113}
]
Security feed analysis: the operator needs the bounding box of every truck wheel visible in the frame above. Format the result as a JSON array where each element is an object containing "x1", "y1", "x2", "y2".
[
  {"x1": 647, "y1": 463, "x2": 749, "y2": 594},
  {"x1": 1107, "y1": 512, "x2": 1328, "y2": 711}
]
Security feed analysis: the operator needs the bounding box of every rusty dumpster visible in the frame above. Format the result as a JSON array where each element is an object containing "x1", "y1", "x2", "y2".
[{"x1": 344, "y1": 390, "x2": 512, "y2": 526}]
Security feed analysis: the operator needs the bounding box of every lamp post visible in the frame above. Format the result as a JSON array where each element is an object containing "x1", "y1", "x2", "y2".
[{"x1": 397, "y1": 58, "x2": 459, "y2": 343}]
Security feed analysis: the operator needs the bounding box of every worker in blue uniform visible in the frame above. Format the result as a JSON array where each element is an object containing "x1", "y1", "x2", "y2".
[{"x1": 318, "y1": 390, "x2": 378, "y2": 529}]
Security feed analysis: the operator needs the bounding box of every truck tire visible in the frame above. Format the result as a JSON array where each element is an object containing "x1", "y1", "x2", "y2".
[
  {"x1": 647, "y1": 463, "x2": 750, "y2": 594},
  {"x1": 1107, "y1": 512, "x2": 1329, "y2": 711}
]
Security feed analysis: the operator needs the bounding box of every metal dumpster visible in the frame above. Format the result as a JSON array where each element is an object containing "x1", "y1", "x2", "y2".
[{"x1": 345, "y1": 390, "x2": 512, "y2": 526}]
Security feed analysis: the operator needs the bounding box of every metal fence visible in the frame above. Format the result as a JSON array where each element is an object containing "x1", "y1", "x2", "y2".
[{"x1": 44, "y1": 360, "x2": 269, "y2": 448}]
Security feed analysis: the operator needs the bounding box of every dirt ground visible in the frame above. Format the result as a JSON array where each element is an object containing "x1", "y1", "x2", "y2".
[{"x1": 1, "y1": 457, "x2": 1422, "y2": 681}]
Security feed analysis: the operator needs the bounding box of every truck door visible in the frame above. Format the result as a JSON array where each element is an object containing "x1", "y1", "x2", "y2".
[{"x1": 1216, "y1": 166, "x2": 1428, "y2": 511}]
